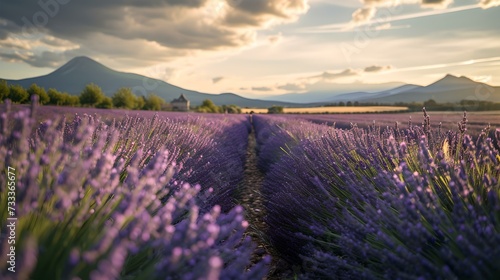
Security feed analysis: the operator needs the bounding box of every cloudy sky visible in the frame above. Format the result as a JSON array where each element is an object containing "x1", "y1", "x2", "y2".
[{"x1": 0, "y1": 0, "x2": 499, "y2": 97}]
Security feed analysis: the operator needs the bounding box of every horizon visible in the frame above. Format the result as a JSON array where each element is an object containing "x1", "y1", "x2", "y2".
[
  {"x1": 0, "y1": 1, "x2": 499, "y2": 99},
  {"x1": 5, "y1": 55, "x2": 498, "y2": 97}
]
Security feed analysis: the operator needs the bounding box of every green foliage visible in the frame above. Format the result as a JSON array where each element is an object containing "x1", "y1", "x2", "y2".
[
  {"x1": 267, "y1": 105, "x2": 284, "y2": 114},
  {"x1": 27, "y1": 83, "x2": 50, "y2": 105},
  {"x1": 458, "y1": 100, "x2": 500, "y2": 111},
  {"x1": 143, "y1": 94, "x2": 165, "y2": 111},
  {"x1": 135, "y1": 95, "x2": 146, "y2": 110},
  {"x1": 96, "y1": 96, "x2": 113, "y2": 109},
  {"x1": 9, "y1": 84, "x2": 29, "y2": 103},
  {"x1": 47, "y1": 88, "x2": 64, "y2": 105},
  {"x1": 62, "y1": 94, "x2": 80, "y2": 106},
  {"x1": 222, "y1": 104, "x2": 241, "y2": 114},
  {"x1": 197, "y1": 99, "x2": 221, "y2": 113},
  {"x1": 47, "y1": 88, "x2": 80, "y2": 106},
  {"x1": 79, "y1": 83, "x2": 105, "y2": 107},
  {"x1": 423, "y1": 99, "x2": 437, "y2": 107},
  {"x1": 112, "y1": 87, "x2": 137, "y2": 109},
  {"x1": 0, "y1": 80, "x2": 8, "y2": 101}
]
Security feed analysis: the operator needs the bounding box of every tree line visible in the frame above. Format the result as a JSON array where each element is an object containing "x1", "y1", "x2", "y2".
[
  {"x1": 194, "y1": 99, "x2": 241, "y2": 114},
  {"x1": 323, "y1": 99, "x2": 500, "y2": 112},
  {"x1": 0, "y1": 80, "x2": 167, "y2": 110},
  {"x1": 397, "y1": 99, "x2": 500, "y2": 112},
  {"x1": 0, "y1": 80, "x2": 242, "y2": 113}
]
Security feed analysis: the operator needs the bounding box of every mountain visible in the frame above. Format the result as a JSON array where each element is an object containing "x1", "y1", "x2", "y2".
[
  {"x1": 320, "y1": 84, "x2": 423, "y2": 103},
  {"x1": 363, "y1": 74, "x2": 500, "y2": 104},
  {"x1": 424, "y1": 74, "x2": 479, "y2": 90},
  {"x1": 258, "y1": 75, "x2": 499, "y2": 105},
  {"x1": 2, "y1": 56, "x2": 298, "y2": 107},
  {"x1": 371, "y1": 84, "x2": 423, "y2": 98},
  {"x1": 262, "y1": 81, "x2": 405, "y2": 103}
]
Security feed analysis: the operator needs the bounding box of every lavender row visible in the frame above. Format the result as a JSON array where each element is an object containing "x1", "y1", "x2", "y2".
[
  {"x1": 254, "y1": 113, "x2": 500, "y2": 279},
  {"x1": 38, "y1": 107, "x2": 250, "y2": 212},
  {"x1": 252, "y1": 115, "x2": 331, "y2": 171},
  {"x1": 0, "y1": 103, "x2": 267, "y2": 279}
]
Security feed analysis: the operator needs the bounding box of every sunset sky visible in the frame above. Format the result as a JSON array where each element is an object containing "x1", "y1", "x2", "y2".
[{"x1": 0, "y1": 0, "x2": 499, "y2": 98}]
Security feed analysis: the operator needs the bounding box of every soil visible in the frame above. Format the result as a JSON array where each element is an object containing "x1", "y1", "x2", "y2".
[{"x1": 238, "y1": 119, "x2": 293, "y2": 279}]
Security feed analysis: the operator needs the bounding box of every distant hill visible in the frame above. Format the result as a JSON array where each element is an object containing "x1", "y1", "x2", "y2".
[
  {"x1": 363, "y1": 75, "x2": 500, "y2": 104},
  {"x1": 2, "y1": 56, "x2": 298, "y2": 107},
  {"x1": 264, "y1": 74, "x2": 500, "y2": 105},
  {"x1": 316, "y1": 84, "x2": 423, "y2": 103},
  {"x1": 262, "y1": 82, "x2": 405, "y2": 103}
]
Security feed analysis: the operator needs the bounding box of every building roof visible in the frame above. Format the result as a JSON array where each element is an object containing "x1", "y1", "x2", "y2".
[{"x1": 172, "y1": 94, "x2": 189, "y2": 103}]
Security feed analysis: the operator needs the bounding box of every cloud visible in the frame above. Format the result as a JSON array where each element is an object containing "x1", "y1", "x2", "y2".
[
  {"x1": 252, "y1": 86, "x2": 274, "y2": 91},
  {"x1": 351, "y1": 0, "x2": 454, "y2": 25},
  {"x1": 267, "y1": 32, "x2": 283, "y2": 44},
  {"x1": 277, "y1": 82, "x2": 306, "y2": 91},
  {"x1": 40, "y1": 36, "x2": 77, "y2": 48},
  {"x1": 361, "y1": 0, "x2": 401, "y2": 7},
  {"x1": 212, "y1": 76, "x2": 224, "y2": 84},
  {"x1": 0, "y1": 0, "x2": 309, "y2": 67},
  {"x1": 471, "y1": 75, "x2": 492, "y2": 83},
  {"x1": 0, "y1": 34, "x2": 80, "y2": 67},
  {"x1": 421, "y1": 0, "x2": 453, "y2": 9},
  {"x1": 0, "y1": 50, "x2": 67, "y2": 68},
  {"x1": 352, "y1": 7, "x2": 377, "y2": 23},
  {"x1": 224, "y1": 0, "x2": 310, "y2": 26},
  {"x1": 247, "y1": 68, "x2": 361, "y2": 94},
  {"x1": 361, "y1": 0, "x2": 452, "y2": 8},
  {"x1": 312, "y1": 69, "x2": 359, "y2": 81},
  {"x1": 258, "y1": 68, "x2": 364, "y2": 93},
  {"x1": 361, "y1": 0, "x2": 414, "y2": 7},
  {"x1": 304, "y1": 4, "x2": 482, "y2": 33},
  {"x1": 0, "y1": 19, "x2": 21, "y2": 40},
  {"x1": 0, "y1": 35, "x2": 78, "y2": 51},
  {"x1": 480, "y1": 0, "x2": 500, "y2": 8},
  {"x1": 374, "y1": 23, "x2": 411, "y2": 30},
  {"x1": 259, "y1": 68, "x2": 362, "y2": 93},
  {"x1": 375, "y1": 23, "x2": 392, "y2": 30},
  {"x1": 364, "y1": 65, "x2": 393, "y2": 72},
  {"x1": 274, "y1": 65, "x2": 395, "y2": 93},
  {"x1": 143, "y1": 66, "x2": 178, "y2": 82},
  {"x1": 394, "y1": 56, "x2": 500, "y2": 72},
  {"x1": 0, "y1": 37, "x2": 31, "y2": 50}
]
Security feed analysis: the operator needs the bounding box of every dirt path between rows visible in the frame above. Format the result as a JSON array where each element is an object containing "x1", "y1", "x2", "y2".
[{"x1": 239, "y1": 119, "x2": 291, "y2": 279}]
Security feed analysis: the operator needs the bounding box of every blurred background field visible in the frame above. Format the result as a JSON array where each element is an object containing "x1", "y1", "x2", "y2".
[
  {"x1": 9, "y1": 104, "x2": 499, "y2": 136},
  {"x1": 294, "y1": 111, "x2": 500, "y2": 135},
  {"x1": 241, "y1": 106, "x2": 408, "y2": 114}
]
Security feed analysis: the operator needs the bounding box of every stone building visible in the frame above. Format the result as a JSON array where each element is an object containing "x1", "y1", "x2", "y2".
[{"x1": 171, "y1": 94, "x2": 190, "y2": 112}]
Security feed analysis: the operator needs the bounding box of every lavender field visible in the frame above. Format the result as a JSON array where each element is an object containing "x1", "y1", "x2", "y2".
[
  {"x1": 294, "y1": 111, "x2": 500, "y2": 136},
  {"x1": 1, "y1": 102, "x2": 500, "y2": 279}
]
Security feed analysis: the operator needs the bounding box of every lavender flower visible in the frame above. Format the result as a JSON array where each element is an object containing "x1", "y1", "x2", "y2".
[
  {"x1": 254, "y1": 112, "x2": 500, "y2": 279},
  {"x1": 0, "y1": 104, "x2": 268, "y2": 279}
]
